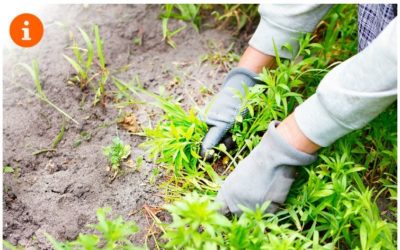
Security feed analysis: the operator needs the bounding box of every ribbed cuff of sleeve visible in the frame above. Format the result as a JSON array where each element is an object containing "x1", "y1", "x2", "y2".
[
  {"x1": 294, "y1": 94, "x2": 352, "y2": 147},
  {"x1": 249, "y1": 17, "x2": 300, "y2": 59}
]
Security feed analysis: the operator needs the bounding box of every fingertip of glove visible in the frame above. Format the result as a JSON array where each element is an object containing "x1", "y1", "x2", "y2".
[
  {"x1": 200, "y1": 126, "x2": 227, "y2": 159},
  {"x1": 216, "y1": 191, "x2": 230, "y2": 215}
]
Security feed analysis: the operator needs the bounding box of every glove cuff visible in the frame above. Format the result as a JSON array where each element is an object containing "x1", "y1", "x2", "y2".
[{"x1": 223, "y1": 67, "x2": 262, "y2": 88}]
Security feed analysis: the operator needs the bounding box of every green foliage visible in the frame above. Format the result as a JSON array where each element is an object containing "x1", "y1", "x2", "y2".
[
  {"x1": 160, "y1": 4, "x2": 200, "y2": 48},
  {"x1": 286, "y1": 151, "x2": 395, "y2": 248},
  {"x1": 103, "y1": 137, "x2": 131, "y2": 170},
  {"x1": 162, "y1": 192, "x2": 230, "y2": 249},
  {"x1": 64, "y1": 27, "x2": 94, "y2": 89},
  {"x1": 160, "y1": 4, "x2": 259, "y2": 48},
  {"x1": 112, "y1": 77, "x2": 142, "y2": 108},
  {"x1": 201, "y1": 42, "x2": 240, "y2": 72},
  {"x1": 3, "y1": 165, "x2": 14, "y2": 173},
  {"x1": 52, "y1": 121, "x2": 65, "y2": 149},
  {"x1": 161, "y1": 4, "x2": 202, "y2": 32},
  {"x1": 46, "y1": 207, "x2": 143, "y2": 250},
  {"x1": 112, "y1": 78, "x2": 208, "y2": 175},
  {"x1": 65, "y1": 25, "x2": 109, "y2": 105},
  {"x1": 141, "y1": 4, "x2": 396, "y2": 249},
  {"x1": 94, "y1": 25, "x2": 109, "y2": 105},
  {"x1": 211, "y1": 4, "x2": 259, "y2": 34},
  {"x1": 162, "y1": 192, "x2": 334, "y2": 249},
  {"x1": 312, "y1": 4, "x2": 358, "y2": 66},
  {"x1": 139, "y1": 92, "x2": 207, "y2": 175},
  {"x1": 3, "y1": 240, "x2": 24, "y2": 250}
]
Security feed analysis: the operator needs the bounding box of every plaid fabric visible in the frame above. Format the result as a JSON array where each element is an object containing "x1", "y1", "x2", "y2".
[{"x1": 358, "y1": 4, "x2": 397, "y2": 51}]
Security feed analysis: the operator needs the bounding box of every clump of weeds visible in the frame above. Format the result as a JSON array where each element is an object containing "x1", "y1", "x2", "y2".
[
  {"x1": 103, "y1": 137, "x2": 131, "y2": 177},
  {"x1": 201, "y1": 41, "x2": 240, "y2": 72},
  {"x1": 64, "y1": 25, "x2": 111, "y2": 105},
  {"x1": 111, "y1": 78, "x2": 222, "y2": 199},
  {"x1": 160, "y1": 4, "x2": 201, "y2": 48},
  {"x1": 211, "y1": 4, "x2": 259, "y2": 35},
  {"x1": 64, "y1": 27, "x2": 94, "y2": 89}
]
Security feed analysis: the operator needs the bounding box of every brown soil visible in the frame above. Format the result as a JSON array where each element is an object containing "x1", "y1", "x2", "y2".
[{"x1": 3, "y1": 4, "x2": 245, "y2": 249}]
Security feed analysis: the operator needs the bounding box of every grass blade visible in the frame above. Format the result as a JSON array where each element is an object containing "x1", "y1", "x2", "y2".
[
  {"x1": 52, "y1": 120, "x2": 65, "y2": 149},
  {"x1": 78, "y1": 27, "x2": 93, "y2": 72},
  {"x1": 94, "y1": 25, "x2": 106, "y2": 69},
  {"x1": 63, "y1": 54, "x2": 84, "y2": 76},
  {"x1": 17, "y1": 61, "x2": 45, "y2": 98}
]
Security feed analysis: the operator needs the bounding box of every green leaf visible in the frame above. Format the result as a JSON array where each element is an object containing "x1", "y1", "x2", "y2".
[
  {"x1": 94, "y1": 25, "x2": 106, "y2": 69},
  {"x1": 360, "y1": 222, "x2": 367, "y2": 250},
  {"x1": 51, "y1": 121, "x2": 65, "y2": 149},
  {"x1": 78, "y1": 27, "x2": 94, "y2": 71},
  {"x1": 3, "y1": 166, "x2": 14, "y2": 173},
  {"x1": 64, "y1": 54, "x2": 84, "y2": 76}
]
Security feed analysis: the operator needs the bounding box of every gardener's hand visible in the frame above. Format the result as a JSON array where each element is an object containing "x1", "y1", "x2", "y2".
[
  {"x1": 200, "y1": 67, "x2": 261, "y2": 158},
  {"x1": 216, "y1": 121, "x2": 317, "y2": 215}
]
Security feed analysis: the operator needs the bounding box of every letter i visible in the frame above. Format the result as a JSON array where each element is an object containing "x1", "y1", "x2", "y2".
[{"x1": 22, "y1": 20, "x2": 31, "y2": 41}]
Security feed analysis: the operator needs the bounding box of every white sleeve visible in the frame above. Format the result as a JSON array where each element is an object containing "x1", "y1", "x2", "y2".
[
  {"x1": 249, "y1": 4, "x2": 332, "y2": 59},
  {"x1": 294, "y1": 17, "x2": 397, "y2": 147}
]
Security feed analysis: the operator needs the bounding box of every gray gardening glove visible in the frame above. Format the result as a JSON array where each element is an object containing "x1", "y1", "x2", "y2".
[
  {"x1": 216, "y1": 121, "x2": 317, "y2": 215},
  {"x1": 201, "y1": 67, "x2": 261, "y2": 157}
]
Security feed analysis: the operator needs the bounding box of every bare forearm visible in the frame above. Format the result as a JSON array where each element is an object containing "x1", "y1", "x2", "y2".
[
  {"x1": 238, "y1": 46, "x2": 276, "y2": 73},
  {"x1": 276, "y1": 114, "x2": 320, "y2": 154}
]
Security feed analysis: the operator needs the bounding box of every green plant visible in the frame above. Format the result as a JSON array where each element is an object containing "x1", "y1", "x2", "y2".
[
  {"x1": 93, "y1": 25, "x2": 109, "y2": 105},
  {"x1": 312, "y1": 4, "x2": 358, "y2": 67},
  {"x1": 46, "y1": 207, "x2": 143, "y2": 250},
  {"x1": 65, "y1": 25, "x2": 109, "y2": 105},
  {"x1": 161, "y1": 18, "x2": 186, "y2": 49},
  {"x1": 64, "y1": 27, "x2": 94, "y2": 89},
  {"x1": 201, "y1": 42, "x2": 240, "y2": 72},
  {"x1": 13, "y1": 60, "x2": 79, "y2": 124},
  {"x1": 211, "y1": 4, "x2": 259, "y2": 34},
  {"x1": 32, "y1": 120, "x2": 66, "y2": 155},
  {"x1": 228, "y1": 34, "x2": 326, "y2": 160},
  {"x1": 103, "y1": 137, "x2": 131, "y2": 171},
  {"x1": 139, "y1": 95, "x2": 207, "y2": 175},
  {"x1": 161, "y1": 4, "x2": 202, "y2": 31},
  {"x1": 160, "y1": 4, "x2": 203, "y2": 48},
  {"x1": 3, "y1": 240, "x2": 24, "y2": 250},
  {"x1": 149, "y1": 167, "x2": 160, "y2": 185},
  {"x1": 159, "y1": 4, "x2": 259, "y2": 48},
  {"x1": 135, "y1": 156, "x2": 143, "y2": 172},
  {"x1": 3, "y1": 165, "x2": 14, "y2": 173},
  {"x1": 112, "y1": 76, "x2": 143, "y2": 107},
  {"x1": 73, "y1": 131, "x2": 92, "y2": 147},
  {"x1": 161, "y1": 192, "x2": 332, "y2": 249},
  {"x1": 112, "y1": 80, "x2": 208, "y2": 175},
  {"x1": 162, "y1": 192, "x2": 230, "y2": 249}
]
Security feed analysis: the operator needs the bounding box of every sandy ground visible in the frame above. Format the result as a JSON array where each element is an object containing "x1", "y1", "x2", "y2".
[{"x1": 3, "y1": 4, "x2": 247, "y2": 248}]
